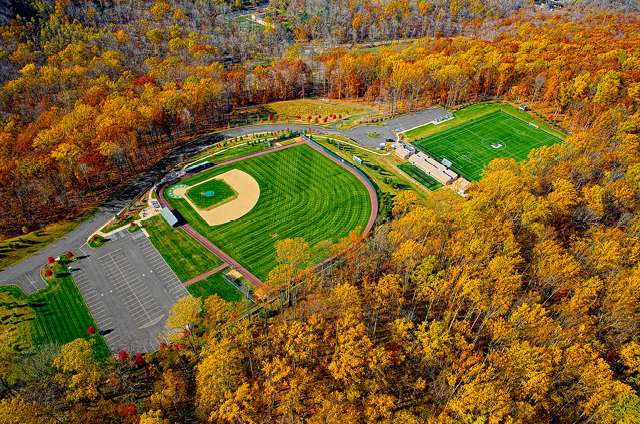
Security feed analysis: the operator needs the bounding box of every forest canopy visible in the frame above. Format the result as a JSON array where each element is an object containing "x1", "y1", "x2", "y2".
[{"x1": 1, "y1": 2, "x2": 640, "y2": 422}]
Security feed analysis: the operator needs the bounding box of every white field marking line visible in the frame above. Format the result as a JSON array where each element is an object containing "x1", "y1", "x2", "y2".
[
  {"x1": 183, "y1": 142, "x2": 249, "y2": 169},
  {"x1": 100, "y1": 250, "x2": 155, "y2": 324},
  {"x1": 138, "y1": 314, "x2": 165, "y2": 329},
  {"x1": 24, "y1": 273, "x2": 38, "y2": 291}
]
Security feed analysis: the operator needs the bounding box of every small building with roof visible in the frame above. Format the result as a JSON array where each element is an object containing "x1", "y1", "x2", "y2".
[
  {"x1": 408, "y1": 152, "x2": 458, "y2": 185},
  {"x1": 161, "y1": 207, "x2": 179, "y2": 227}
]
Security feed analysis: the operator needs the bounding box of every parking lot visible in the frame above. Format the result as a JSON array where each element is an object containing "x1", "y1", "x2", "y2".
[
  {"x1": 11, "y1": 267, "x2": 45, "y2": 294},
  {"x1": 75, "y1": 229, "x2": 188, "y2": 353}
]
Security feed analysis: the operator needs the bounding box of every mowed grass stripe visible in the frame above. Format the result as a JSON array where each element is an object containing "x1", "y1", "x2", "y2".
[
  {"x1": 143, "y1": 215, "x2": 223, "y2": 282},
  {"x1": 413, "y1": 111, "x2": 562, "y2": 181},
  {"x1": 187, "y1": 270, "x2": 244, "y2": 301},
  {"x1": 166, "y1": 145, "x2": 372, "y2": 280},
  {"x1": 0, "y1": 275, "x2": 110, "y2": 359}
]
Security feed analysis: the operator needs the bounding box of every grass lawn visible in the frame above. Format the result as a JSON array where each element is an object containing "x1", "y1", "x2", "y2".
[
  {"x1": 187, "y1": 270, "x2": 243, "y2": 301},
  {"x1": 188, "y1": 141, "x2": 271, "y2": 167},
  {"x1": 310, "y1": 135, "x2": 430, "y2": 199},
  {"x1": 88, "y1": 234, "x2": 107, "y2": 249},
  {"x1": 235, "y1": 15, "x2": 264, "y2": 32},
  {"x1": 404, "y1": 102, "x2": 564, "y2": 141},
  {"x1": 0, "y1": 215, "x2": 92, "y2": 271},
  {"x1": 398, "y1": 163, "x2": 443, "y2": 191},
  {"x1": 413, "y1": 110, "x2": 563, "y2": 181},
  {"x1": 100, "y1": 213, "x2": 139, "y2": 234},
  {"x1": 231, "y1": 99, "x2": 379, "y2": 125},
  {"x1": 0, "y1": 270, "x2": 109, "y2": 359},
  {"x1": 265, "y1": 99, "x2": 376, "y2": 120},
  {"x1": 143, "y1": 215, "x2": 223, "y2": 282},
  {"x1": 165, "y1": 144, "x2": 372, "y2": 280},
  {"x1": 186, "y1": 179, "x2": 236, "y2": 209}
]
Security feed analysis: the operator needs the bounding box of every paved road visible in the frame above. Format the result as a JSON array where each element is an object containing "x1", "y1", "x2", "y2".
[
  {"x1": 0, "y1": 107, "x2": 444, "y2": 286},
  {"x1": 220, "y1": 106, "x2": 448, "y2": 147},
  {"x1": 0, "y1": 134, "x2": 223, "y2": 285},
  {"x1": 0, "y1": 107, "x2": 442, "y2": 351}
]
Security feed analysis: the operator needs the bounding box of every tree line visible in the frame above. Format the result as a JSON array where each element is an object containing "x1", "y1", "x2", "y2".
[
  {"x1": 1, "y1": 2, "x2": 638, "y2": 235},
  {"x1": 0, "y1": 4, "x2": 639, "y2": 423}
]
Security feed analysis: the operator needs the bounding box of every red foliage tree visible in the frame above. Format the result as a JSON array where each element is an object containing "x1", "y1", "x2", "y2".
[
  {"x1": 47, "y1": 256, "x2": 55, "y2": 264},
  {"x1": 134, "y1": 352, "x2": 145, "y2": 367},
  {"x1": 118, "y1": 350, "x2": 129, "y2": 361},
  {"x1": 44, "y1": 268, "x2": 53, "y2": 278},
  {"x1": 65, "y1": 250, "x2": 73, "y2": 258},
  {"x1": 118, "y1": 403, "x2": 136, "y2": 417},
  {"x1": 87, "y1": 326, "x2": 96, "y2": 336}
]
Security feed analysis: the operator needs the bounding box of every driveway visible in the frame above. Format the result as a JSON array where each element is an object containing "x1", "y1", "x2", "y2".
[
  {"x1": 0, "y1": 106, "x2": 446, "y2": 352},
  {"x1": 341, "y1": 107, "x2": 449, "y2": 146}
]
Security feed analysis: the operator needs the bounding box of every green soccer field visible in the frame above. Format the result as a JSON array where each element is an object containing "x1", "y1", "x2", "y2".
[
  {"x1": 413, "y1": 111, "x2": 563, "y2": 181},
  {"x1": 186, "y1": 179, "x2": 236, "y2": 209},
  {"x1": 165, "y1": 144, "x2": 372, "y2": 281}
]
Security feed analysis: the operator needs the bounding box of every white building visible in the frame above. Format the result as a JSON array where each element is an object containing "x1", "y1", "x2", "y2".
[{"x1": 394, "y1": 144, "x2": 416, "y2": 160}]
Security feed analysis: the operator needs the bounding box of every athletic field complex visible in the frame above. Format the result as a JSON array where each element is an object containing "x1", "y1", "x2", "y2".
[
  {"x1": 161, "y1": 138, "x2": 375, "y2": 284},
  {"x1": 407, "y1": 104, "x2": 564, "y2": 181}
]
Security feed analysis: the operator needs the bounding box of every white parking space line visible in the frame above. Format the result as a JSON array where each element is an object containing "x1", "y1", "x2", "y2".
[
  {"x1": 134, "y1": 237, "x2": 189, "y2": 299},
  {"x1": 73, "y1": 268, "x2": 114, "y2": 330},
  {"x1": 97, "y1": 249, "x2": 163, "y2": 328}
]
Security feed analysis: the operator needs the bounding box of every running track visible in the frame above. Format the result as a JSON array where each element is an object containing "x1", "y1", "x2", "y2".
[{"x1": 157, "y1": 137, "x2": 378, "y2": 288}]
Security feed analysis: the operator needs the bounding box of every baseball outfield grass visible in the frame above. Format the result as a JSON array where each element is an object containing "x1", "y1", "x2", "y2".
[
  {"x1": 143, "y1": 215, "x2": 223, "y2": 282},
  {"x1": 413, "y1": 110, "x2": 563, "y2": 181},
  {"x1": 165, "y1": 144, "x2": 372, "y2": 280}
]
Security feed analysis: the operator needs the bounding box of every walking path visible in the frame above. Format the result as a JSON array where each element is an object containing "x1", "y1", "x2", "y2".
[
  {"x1": 157, "y1": 137, "x2": 379, "y2": 290},
  {"x1": 184, "y1": 263, "x2": 229, "y2": 287},
  {"x1": 1, "y1": 107, "x2": 442, "y2": 286}
]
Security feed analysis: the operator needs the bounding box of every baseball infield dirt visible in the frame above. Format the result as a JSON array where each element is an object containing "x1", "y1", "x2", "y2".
[{"x1": 172, "y1": 169, "x2": 260, "y2": 226}]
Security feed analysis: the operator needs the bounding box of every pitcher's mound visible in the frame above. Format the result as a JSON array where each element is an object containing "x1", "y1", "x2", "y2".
[{"x1": 173, "y1": 169, "x2": 260, "y2": 226}]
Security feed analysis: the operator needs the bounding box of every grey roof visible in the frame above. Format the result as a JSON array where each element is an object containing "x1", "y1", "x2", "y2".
[{"x1": 161, "y1": 207, "x2": 178, "y2": 227}]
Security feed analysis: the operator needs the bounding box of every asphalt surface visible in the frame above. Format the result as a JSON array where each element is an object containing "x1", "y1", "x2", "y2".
[
  {"x1": 341, "y1": 107, "x2": 449, "y2": 146},
  {"x1": 218, "y1": 106, "x2": 448, "y2": 147},
  {"x1": 0, "y1": 106, "x2": 445, "y2": 353},
  {"x1": 73, "y1": 229, "x2": 188, "y2": 353}
]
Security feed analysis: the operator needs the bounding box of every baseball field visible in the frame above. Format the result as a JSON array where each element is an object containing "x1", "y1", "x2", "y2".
[{"x1": 164, "y1": 144, "x2": 373, "y2": 280}]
